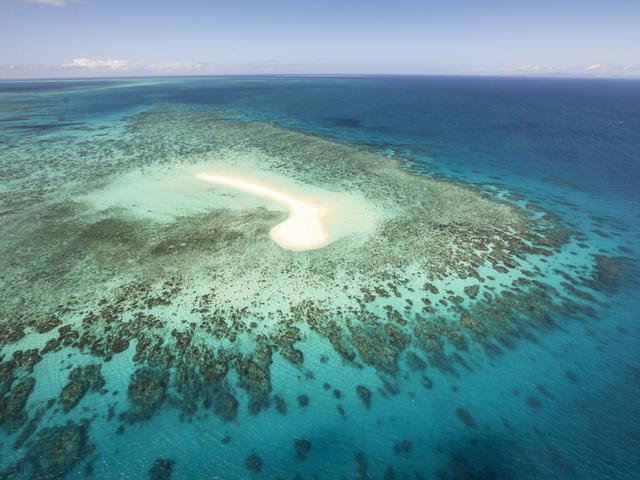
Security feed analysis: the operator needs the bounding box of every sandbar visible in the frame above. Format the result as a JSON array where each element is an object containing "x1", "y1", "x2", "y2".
[{"x1": 197, "y1": 173, "x2": 329, "y2": 251}]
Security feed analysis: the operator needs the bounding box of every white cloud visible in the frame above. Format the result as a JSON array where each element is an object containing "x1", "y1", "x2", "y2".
[
  {"x1": 2, "y1": 59, "x2": 640, "y2": 79},
  {"x1": 62, "y1": 58, "x2": 132, "y2": 70},
  {"x1": 60, "y1": 58, "x2": 207, "y2": 72},
  {"x1": 60, "y1": 58, "x2": 223, "y2": 73},
  {"x1": 24, "y1": 0, "x2": 67, "y2": 7},
  {"x1": 476, "y1": 63, "x2": 640, "y2": 78},
  {"x1": 514, "y1": 65, "x2": 545, "y2": 72}
]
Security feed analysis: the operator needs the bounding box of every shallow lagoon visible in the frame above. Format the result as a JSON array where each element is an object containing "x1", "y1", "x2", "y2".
[{"x1": 0, "y1": 76, "x2": 638, "y2": 479}]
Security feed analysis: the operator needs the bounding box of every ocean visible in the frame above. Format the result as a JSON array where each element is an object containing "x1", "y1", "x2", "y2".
[{"x1": 0, "y1": 75, "x2": 638, "y2": 479}]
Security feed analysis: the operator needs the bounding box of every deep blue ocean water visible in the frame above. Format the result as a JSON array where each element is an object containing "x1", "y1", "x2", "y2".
[{"x1": 0, "y1": 76, "x2": 639, "y2": 479}]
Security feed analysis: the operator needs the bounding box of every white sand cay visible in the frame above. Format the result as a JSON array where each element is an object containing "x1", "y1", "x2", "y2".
[
  {"x1": 82, "y1": 159, "x2": 382, "y2": 252},
  {"x1": 197, "y1": 173, "x2": 329, "y2": 250}
]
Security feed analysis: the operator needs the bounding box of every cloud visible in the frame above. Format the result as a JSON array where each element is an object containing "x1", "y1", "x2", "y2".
[
  {"x1": 60, "y1": 58, "x2": 229, "y2": 74},
  {"x1": 62, "y1": 58, "x2": 132, "y2": 70},
  {"x1": 24, "y1": 0, "x2": 67, "y2": 6},
  {"x1": 60, "y1": 58, "x2": 206, "y2": 72},
  {"x1": 3, "y1": 59, "x2": 640, "y2": 79},
  {"x1": 513, "y1": 65, "x2": 545, "y2": 72},
  {"x1": 2, "y1": 58, "x2": 312, "y2": 78},
  {"x1": 472, "y1": 63, "x2": 640, "y2": 78}
]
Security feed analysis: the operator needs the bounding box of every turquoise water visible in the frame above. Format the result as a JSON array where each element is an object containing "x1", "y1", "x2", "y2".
[{"x1": 0, "y1": 76, "x2": 638, "y2": 479}]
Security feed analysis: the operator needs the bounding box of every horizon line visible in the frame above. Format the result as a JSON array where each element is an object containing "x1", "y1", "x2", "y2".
[{"x1": 2, "y1": 72, "x2": 640, "y2": 82}]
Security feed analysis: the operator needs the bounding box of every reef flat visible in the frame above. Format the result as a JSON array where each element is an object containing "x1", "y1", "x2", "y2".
[{"x1": 0, "y1": 105, "x2": 634, "y2": 479}]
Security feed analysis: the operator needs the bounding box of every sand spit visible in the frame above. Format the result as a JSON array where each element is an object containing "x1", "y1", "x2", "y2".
[{"x1": 197, "y1": 173, "x2": 328, "y2": 251}]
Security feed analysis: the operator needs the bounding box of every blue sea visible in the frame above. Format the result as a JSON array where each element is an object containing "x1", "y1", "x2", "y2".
[{"x1": 0, "y1": 76, "x2": 638, "y2": 479}]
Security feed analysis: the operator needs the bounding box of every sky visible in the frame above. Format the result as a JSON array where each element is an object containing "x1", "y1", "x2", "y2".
[{"x1": 1, "y1": 0, "x2": 639, "y2": 78}]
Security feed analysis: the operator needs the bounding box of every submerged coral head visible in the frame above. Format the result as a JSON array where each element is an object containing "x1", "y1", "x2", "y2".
[{"x1": 197, "y1": 172, "x2": 329, "y2": 251}]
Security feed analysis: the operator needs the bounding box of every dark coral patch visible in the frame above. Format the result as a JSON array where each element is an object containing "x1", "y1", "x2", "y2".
[
  {"x1": 213, "y1": 390, "x2": 239, "y2": 421},
  {"x1": 526, "y1": 396, "x2": 542, "y2": 409},
  {"x1": 455, "y1": 407, "x2": 477, "y2": 429},
  {"x1": 393, "y1": 440, "x2": 412, "y2": 458},
  {"x1": 274, "y1": 394, "x2": 287, "y2": 415},
  {"x1": 356, "y1": 385, "x2": 372, "y2": 409},
  {"x1": 11, "y1": 421, "x2": 90, "y2": 479},
  {"x1": 294, "y1": 437, "x2": 311, "y2": 461},
  {"x1": 0, "y1": 376, "x2": 35, "y2": 434},
  {"x1": 127, "y1": 367, "x2": 168, "y2": 422},
  {"x1": 149, "y1": 458, "x2": 173, "y2": 480},
  {"x1": 245, "y1": 452, "x2": 263, "y2": 473}
]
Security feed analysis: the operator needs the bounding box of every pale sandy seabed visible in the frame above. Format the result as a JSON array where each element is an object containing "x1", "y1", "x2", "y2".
[{"x1": 0, "y1": 106, "x2": 633, "y2": 478}]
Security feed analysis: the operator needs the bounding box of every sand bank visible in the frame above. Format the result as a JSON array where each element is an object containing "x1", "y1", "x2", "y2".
[
  {"x1": 82, "y1": 159, "x2": 381, "y2": 252},
  {"x1": 197, "y1": 173, "x2": 329, "y2": 250}
]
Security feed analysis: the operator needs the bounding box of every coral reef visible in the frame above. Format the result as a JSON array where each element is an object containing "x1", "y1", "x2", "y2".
[
  {"x1": 294, "y1": 438, "x2": 311, "y2": 461},
  {"x1": 2, "y1": 421, "x2": 91, "y2": 479},
  {"x1": 245, "y1": 452, "x2": 262, "y2": 473},
  {"x1": 454, "y1": 407, "x2": 477, "y2": 429},
  {"x1": 148, "y1": 458, "x2": 173, "y2": 480},
  {"x1": 0, "y1": 106, "x2": 632, "y2": 477},
  {"x1": 127, "y1": 368, "x2": 168, "y2": 422}
]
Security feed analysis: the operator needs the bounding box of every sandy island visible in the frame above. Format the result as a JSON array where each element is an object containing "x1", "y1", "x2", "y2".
[{"x1": 198, "y1": 173, "x2": 329, "y2": 251}]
